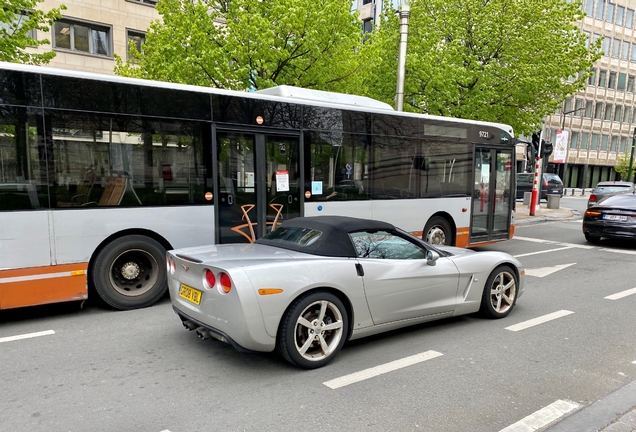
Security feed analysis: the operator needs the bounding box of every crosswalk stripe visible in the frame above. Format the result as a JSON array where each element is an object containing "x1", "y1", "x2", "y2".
[{"x1": 505, "y1": 310, "x2": 574, "y2": 332}]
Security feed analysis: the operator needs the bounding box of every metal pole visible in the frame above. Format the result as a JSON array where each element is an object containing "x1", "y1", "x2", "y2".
[
  {"x1": 628, "y1": 127, "x2": 636, "y2": 183},
  {"x1": 395, "y1": 0, "x2": 410, "y2": 111},
  {"x1": 529, "y1": 128, "x2": 545, "y2": 216},
  {"x1": 559, "y1": 107, "x2": 583, "y2": 187}
]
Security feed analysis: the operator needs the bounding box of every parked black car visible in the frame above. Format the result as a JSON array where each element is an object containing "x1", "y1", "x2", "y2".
[
  {"x1": 583, "y1": 192, "x2": 636, "y2": 243},
  {"x1": 516, "y1": 173, "x2": 564, "y2": 200}
]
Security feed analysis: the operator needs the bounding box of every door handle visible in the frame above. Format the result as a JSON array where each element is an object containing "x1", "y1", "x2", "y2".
[
  {"x1": 227, "y1": 194, "x2": 234, "y2": 205},
  {"x1": 288, "y1": 195, "x2": 293, "y2": 204}
]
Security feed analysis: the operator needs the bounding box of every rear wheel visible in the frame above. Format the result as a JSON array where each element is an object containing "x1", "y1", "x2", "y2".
[
  {"x1": 584, "y1": 233, "x2": 601, "y2": 244},
  {"x1": 91, "y1": 235, "x2": 168, "y2": 310},
  {"x1": 277, "y1": 291, "x2": 348, "y2": 369},
  {"x1": 480, "y1": 265, "x2": 518, "y2": 319},
  {"x1": 423, "y1": 216, "x2": 452, "y2": 246}
]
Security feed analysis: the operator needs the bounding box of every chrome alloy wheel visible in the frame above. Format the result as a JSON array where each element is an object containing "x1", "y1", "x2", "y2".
[
  {"x1": 294, "y1": 300, "x2": 344, "y2": 362},
  {"x1": 489, "y1": 270, "x2": 517, "y2": 314},
  {"x1": 426, "y1": 226, "x2": 446, "y2": 245},
  {"x1": 108, "y1": 248, "x2": 159, "y2": 297}
]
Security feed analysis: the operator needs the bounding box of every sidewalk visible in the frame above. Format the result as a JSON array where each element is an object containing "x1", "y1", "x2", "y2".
[{"x1": 515, "y1": 202, "x2": 578, "y2": 225}]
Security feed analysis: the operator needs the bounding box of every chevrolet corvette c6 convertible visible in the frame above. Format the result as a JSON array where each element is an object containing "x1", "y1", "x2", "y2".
[{"x1": 168, "y1": 216, "x2": 525, "y2": 369}]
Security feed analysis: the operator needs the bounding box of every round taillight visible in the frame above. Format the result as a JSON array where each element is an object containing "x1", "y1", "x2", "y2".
[
  {"x1": 204, "y1": 269, "x2": 216, "y2": 289},
  {"x1": 589, "y1": 194, "x2": 597, "y2": 202},
  {"x1": 219, "y1": 272, "x2": 232, "y2": 294}
]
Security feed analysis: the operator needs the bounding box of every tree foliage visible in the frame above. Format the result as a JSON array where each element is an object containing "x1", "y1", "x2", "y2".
[
  {"x1": 115, "y1": 0, "x2": 366, "y2": 93},
  {"x1": 614, "y1": 152, "x2": 635, "y2": 181},
  {"x1": 361, "y1": 0, "x2": 601, "y2": 135},
  {"x1": 0, "y1": 0, "x2": 65, "y2": 65}
]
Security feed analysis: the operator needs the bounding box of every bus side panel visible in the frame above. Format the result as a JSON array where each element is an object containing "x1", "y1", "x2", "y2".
[
  {"x1": 0, "y1": 263, "x2": 88, "y2": 310},
  {"x1": 0, "y1": 211, "x2": 51, "y2": 269},
  {"x1": 51, "y1": 206, "x2": 216, "y2": 264}
]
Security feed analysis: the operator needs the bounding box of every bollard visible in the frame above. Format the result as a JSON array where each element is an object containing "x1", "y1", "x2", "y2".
[
  {"x1": 523, "y1": 191, "x2": 532, "y2": 205},
  {"x1": 563, "y1": 189, "x2": 567, "y2": 196},
  {"x1": 571, "y1": 188, "x2": 575, "y2": 196},
  {"x1": 581, "y1": 188, "x2": 586, "y2": 196},
  {"x1": 547, "y1": 194, "x2": 561, "y2": 209}
]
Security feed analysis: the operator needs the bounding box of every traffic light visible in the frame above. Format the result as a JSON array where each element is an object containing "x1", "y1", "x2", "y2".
[
  {"x1": 542, "y1": 140, "x2": 554, "y2": 157},
  {"x1": 531, "y1": 133, "x2": 540, "y2": 156}
]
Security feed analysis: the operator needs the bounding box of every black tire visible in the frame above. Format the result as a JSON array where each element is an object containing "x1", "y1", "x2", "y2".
[
  {"x1": 480, "y1": 265, "x2": 518, "y2": 319},
  {"x1": 276, "y1": 291, "x2": 348, "y2": 369},
  {"x1": 584, "y1": 233, "x2": 601, "y2": 244},
  {"x1": 91, "y1": 235, "x2": 168, "y2": 310},
  {"x1": 423, "y1": 216, "x2": 452, "y2": 246}
]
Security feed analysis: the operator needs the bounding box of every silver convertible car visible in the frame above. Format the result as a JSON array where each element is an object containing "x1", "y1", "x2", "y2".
[{"x1": 168, "y1": 216, "x2": 525, "y2": 369}]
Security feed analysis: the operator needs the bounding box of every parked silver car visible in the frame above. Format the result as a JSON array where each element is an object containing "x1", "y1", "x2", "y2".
[
  {"x1": 168, "y1": 216, "x2": 525, "y2": 369},
  {"x1": 587, "y1": 181, "x2": 636, "y2": 208}
]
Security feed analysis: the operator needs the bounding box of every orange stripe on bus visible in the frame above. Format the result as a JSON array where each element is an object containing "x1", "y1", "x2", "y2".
[
  {"x1": 0, "y1": 263, "x2": 88, "y2": 310},
  {"x1": 455, "y1": 227, "x2": 470, "y2": 248}
]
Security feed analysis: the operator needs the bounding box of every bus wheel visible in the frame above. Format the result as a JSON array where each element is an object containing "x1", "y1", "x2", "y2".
[
  {"x1": 423, "y1": 217, "x2": 452, "y2": 246},
  {"x1": 91, "y1": 235, "x2": 167, "y2": 310}
]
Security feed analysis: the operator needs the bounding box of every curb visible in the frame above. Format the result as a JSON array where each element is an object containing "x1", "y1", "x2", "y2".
[
  {"x1": 544, "y1": 380, "x2": 636, "y2": 432},
  {"x1": 515, "y1": 210, "x2": 580, "y2": 226}
]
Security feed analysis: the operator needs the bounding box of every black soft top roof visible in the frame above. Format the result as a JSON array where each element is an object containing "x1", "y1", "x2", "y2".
[{"x1": 256, "y1": 216, "x2": 396, "y2": 257}]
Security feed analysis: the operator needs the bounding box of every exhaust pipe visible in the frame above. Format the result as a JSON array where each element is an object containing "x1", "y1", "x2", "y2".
[
  {"x1": 195, "y1": 327, "x2": 211, "y2": 340},
  {"x1": 182, "y1": 320, "x2": 198, "y2": 331}
]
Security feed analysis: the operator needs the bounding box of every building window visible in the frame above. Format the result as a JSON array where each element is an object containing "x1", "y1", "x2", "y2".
[
  {"x1": 606, "y1": 2, "x2": 615, "y2": 22},
  {"x1": 624, "y1": 106, "x2": 632, "y2": 123},
  {"x1": 633, "y1": 108, "x2": 636, "y2": 124},
  {"x1": 584, "y1": 100, "x2": 593, "y2": 118},
  {"x1": 126, "y1": 29, "x2": 145, "y2": 59},
  {"x1": 575, "y1": 98, "x2": 585, "y2": 115},
  {"x1": 604, "y1": 103, "x2": 613, "y2": 120},
  {"x1": 594, "y1": 102, "x2": 603, "y2": 119},
  {"x1": 627, "y1": 9, "x2": 634, "y2": 29},
  {"x1": 54, "y1": 19, "x2": 111, "y2": 56},
  {"x1": 614, "y1": 105, "x2": 622, "y2": 122},
  {"x1": 362, "y1": 19, "x2": 372, "y2": 33},
  {"x1": 620, "y1": 137, "x2": 627, "y2": 152},
  {"x1": 564, "y1": 97, "x2": 572, "y2": 112},
  {"x1": 585, "y1": 0, "x2": 594, "y2": 16},
  {"x1": 583, "y1": 30, "x2": 591, "y2": 49},
  {"x1": 622, "y1": 41, "x2": 630, "y2": 60},
  {"x1": 126, "y1": 0, "x2": 158, "y2": 5},
  {"x1": 611, "y1": 136, "x2": 618, "y2": 152},
  {"x1": 591, "y1": 134, "x2": 599, "y2": 150},
  {"x1": 628, "y1": 75, "x2": 635, "y2": 92},
  {"x1": 570, "y1": 131, "x2": 579, "y2": 149},
  {"x1": 596, "y1": 0, "x2": 605, "y2": 20},
  {"x1": 608, "y1": 71, "x2": 617, "y2": 89},
  {"x1": 0, "y1": 12, "x2": 37, "y2": 40},
  {"x1": 612, "y1": 38, "x2": 621, "y2": 58},
  {"x1": 618, "y1": 72, "x2": 627, "y2": 91},
  {"x1": 581, "y1": 132, "x2": 590, "y2": 150},
  {"x1": 588, "y1": 67, "x2": 597, "y2": 86},
  {"x1": 598, "y1": 69, "x2": 607, "y2": 87},
  {"x1": 602, "y1": 36, "x2": 611, "y2": 55},
  {"x1": 601, "y1": 134, "x2": 609, "y2": 151},
  {"x1": 616, "y1": 6, "x2": 625, "y2": 25}
]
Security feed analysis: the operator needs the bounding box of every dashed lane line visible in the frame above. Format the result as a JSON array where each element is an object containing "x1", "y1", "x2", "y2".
[
  {"x1": 505, "y1": 310, "x2": 575, "y2": 332},
  {"x1": 605, "y1": 287, "x2": 636, "y2": 300},
  {"x1": 0, "y1": 330, "x2": 55, "y2": 343},
  {"x1": 513, "y1": 247, "x2": 572, "y2": 258},
  {"x1": 499, "y1": 399, "x2": 580, "y2": 432},
  {"x1": 323, "y1": 350, "x2": 443, "y2": 389}
]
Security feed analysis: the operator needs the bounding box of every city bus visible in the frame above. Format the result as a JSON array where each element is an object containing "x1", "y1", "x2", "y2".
[{"x1": 0, "y1": 62, "x2": 516, "y2": 311}]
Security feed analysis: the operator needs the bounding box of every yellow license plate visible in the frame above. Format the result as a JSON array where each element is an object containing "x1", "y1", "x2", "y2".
[{"x1": 179, "y1": 284, "x2": 202, "y2": 305}]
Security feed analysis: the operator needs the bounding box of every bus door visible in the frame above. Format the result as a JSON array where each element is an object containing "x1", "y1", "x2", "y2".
[
  {"x1": 215, "y1": 130, "x2": 302, "y2": 244},
  {"x1": 470, "y1": 147, "x2": 514, "y2": 243}
]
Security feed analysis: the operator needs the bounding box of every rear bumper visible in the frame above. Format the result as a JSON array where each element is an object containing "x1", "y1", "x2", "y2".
[{"x1": 582, "y1": 221, "x2": 636, "y2": 239}]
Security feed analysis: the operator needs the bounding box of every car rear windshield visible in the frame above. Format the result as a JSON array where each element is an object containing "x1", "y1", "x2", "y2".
[
  {"x1": 260, "y1": 226, "x2": 322, "y2": 246},
  {"x1": 544, "y1": 174, "x2": 562, "y2": 183},
  {"x1": 595, "y1": 186, "x2": 632, "y2": 193}
]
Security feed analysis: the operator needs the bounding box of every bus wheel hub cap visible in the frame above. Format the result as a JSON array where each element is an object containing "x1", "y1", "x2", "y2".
[{"x1": 121, "y1": 262, "x2": 140, "y2": 280}]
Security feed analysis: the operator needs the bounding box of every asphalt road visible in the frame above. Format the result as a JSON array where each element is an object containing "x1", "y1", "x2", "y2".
[{"x1": 1, "y1": 208, "x2": 635, "y2": 432}]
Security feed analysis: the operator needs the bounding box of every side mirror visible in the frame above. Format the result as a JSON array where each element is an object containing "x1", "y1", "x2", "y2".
[{"x1": 426, "y1": 250, "x2": 440, "y2": 266}]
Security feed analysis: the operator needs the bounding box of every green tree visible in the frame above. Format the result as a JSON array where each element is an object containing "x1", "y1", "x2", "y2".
[
  {"x1": 614, "y1": 152, "x2": 635, "y2": 181},
  {"x1": 116, "y1": 0, "x2": 365, "y2": 93},
  {"x1": 0, "y1": 0, "x2": 65, "y2": 65},
  {"x1": 361, "y1": 0, "x2": 600, "y2": 135}
]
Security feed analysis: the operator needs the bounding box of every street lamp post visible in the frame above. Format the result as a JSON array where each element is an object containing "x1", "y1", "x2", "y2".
[
  {"x1": 559, "y1": 107, "x2": 585, "y2": 187},
  {"x1": 395, "y1": 0, "x2": 410, "y2": 112}
]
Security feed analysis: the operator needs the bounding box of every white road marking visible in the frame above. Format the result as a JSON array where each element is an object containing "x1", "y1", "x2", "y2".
[
  {"x1": 605, "y1": 287, "x2": 636, "y2": 300},
  {"x1": 505, "y1": 310, "x2": 574, "y2": 332},
  {"x1": 600, "y1": 248, "x2": 636, "y2": 255},
  {"x1": 632, "y1": 361, "x2": 636, "y2": 365},
  {"x1": 0, "y1": 330, "x2": 55, "y2": 343},
  {"x1": 513, "y1": 236, "x2": 558, "y2": 244},
  {"x1": 513, "y1": 247, "x2": 572, "y2": 258},
  {"x1": 524, "y1": 263, "x2": 576, "y2": 278},
  {"x1": 499, "y1": 399, "x2": 580, "y2": 432},
  {"x1": 323, "y1": 350, "x2": 443, "y2": 389}
]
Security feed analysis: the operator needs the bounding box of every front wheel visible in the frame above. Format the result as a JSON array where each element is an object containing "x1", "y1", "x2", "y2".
[
  {"x1": 277, "y1": 291, "x2": 348, "y2": 369},
  {"x1": 91, "y1": 235, "x2": 168, "y2": 310},
  {"x1": 480, "y1": 265, "x2": 518, "y2": 319},
  {"x1": 423, "y1": 216, "x2": 452, "y2": 246}
]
